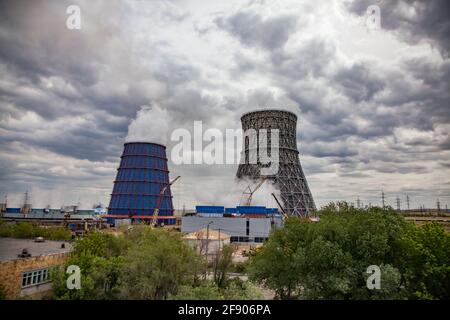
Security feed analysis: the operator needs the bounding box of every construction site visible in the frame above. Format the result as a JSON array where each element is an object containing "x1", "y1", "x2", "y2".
[
  {"x1": 1, "y1": 109, "x2": 448, "y2": 238},
  {"x1": 1, "y1": 109, "x2": 449, "y2": 301}
]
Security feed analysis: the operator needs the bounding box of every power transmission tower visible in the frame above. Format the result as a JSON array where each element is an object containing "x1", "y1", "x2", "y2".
[
  {"x1": 381, "y1": 191, "x2": 385, "y2": 209},
  {"x1": 437, "y1": 199, "x2": 441, "y2": 212},
  {"x1": 406, "y1": 195, "x2": 410, "y2": 210},
  {"x1": 396, "y1": 195, "x2": 401, "y2": 211},
  {"x1": 21, "y1": 190, "x2": 31, "y2": 214},
  {"x1": 356, "y1": 196, "x2": 361, "y2": 209}
]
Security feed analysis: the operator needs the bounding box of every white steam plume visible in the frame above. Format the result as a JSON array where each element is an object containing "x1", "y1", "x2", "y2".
[{"x1": 126, "y1": 104, "x2": 171, "y2": 145}]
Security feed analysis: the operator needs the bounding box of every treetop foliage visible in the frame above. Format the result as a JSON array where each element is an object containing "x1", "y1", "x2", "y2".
[{"x1": 248, "y1": 202, "x2": 450, "y2": 300}]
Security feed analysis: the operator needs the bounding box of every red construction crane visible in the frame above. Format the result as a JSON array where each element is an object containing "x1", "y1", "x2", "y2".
[{"x1": 150, "y1": 175, "x2": 181, "y2": 227}]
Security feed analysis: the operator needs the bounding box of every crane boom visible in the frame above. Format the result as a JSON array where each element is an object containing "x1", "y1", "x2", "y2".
[
  {"x1": 150, "y1": 175, "x2": 181, "y2": 227},
  {"x1": 243, "y1": 177, "x2": 267, "y2": 206},
  {"x1": 271, "y1": 193, "x2": 288, "y2": 220}
]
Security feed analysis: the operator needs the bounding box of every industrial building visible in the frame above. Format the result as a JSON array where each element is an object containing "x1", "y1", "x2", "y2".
[
  {"x1": 0, "y1": 207, "x2": 104, "y2": 234},
  {"x1": 104, "y1": 142, "x2": 177, "y2": 226},
  {"x1": 181, "y1": 205, "x2": 283, "y2": 244},
  {"x1": 0, "y1": 238, "x2": 72, "y2": 299}
]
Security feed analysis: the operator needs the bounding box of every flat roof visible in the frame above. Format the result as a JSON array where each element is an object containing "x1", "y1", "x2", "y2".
[{"x1": 0, "y1": 238, "x2": 72, "y2": 262}]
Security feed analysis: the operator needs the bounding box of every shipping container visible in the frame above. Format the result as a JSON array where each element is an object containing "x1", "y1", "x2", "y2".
[{"x1": 195, "y1": 206, "x2": 225, "y2": 214}]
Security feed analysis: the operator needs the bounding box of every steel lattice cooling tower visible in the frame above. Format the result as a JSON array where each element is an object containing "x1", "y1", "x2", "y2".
[
  {"x1": 236, "y1": 110, "x2": 316, "y2": 216},
  {"x1": 107, "y1": 142, "x2": 175, "y2": 225}
]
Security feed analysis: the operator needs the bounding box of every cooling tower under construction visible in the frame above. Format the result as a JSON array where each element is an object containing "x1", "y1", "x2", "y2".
[
  {"x1": 107, "y1": 142, "x2": 176, "y2": 225},
  {"x1": 236, "y1": 110, "x2": 316, "y2": 216}
]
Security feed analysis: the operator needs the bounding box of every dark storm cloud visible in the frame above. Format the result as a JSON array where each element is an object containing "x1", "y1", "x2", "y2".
[
  {"x1": 333, "y1": 63, "x2": 385, "y2": 102},
  {"x1": 0, "y1": 0, "x2": 156, "y2": 162},
  {"x1": 0, "y1": 1, "x2": 103, "y2": 87},
  {"x1": 215, "y1": 11, "x2": 298, "y2": 50},
  {"x1": 346, "y1": 0, "x2": 450, "y2": 57},
  {"x1": 154, "y1": 56, "x2": 201, "y2": 86},
  {"x1": 0, "y1": 0, "x2": 449, "y2": 208},
  {"x1": 303, "y1": 142, "x2": 359, "y2": 158},
  {"x1": 271, "y1": 38, "x2": 336, "y2": 78}
]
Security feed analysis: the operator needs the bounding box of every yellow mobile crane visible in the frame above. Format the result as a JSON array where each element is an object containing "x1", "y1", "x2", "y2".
[{"x1": 150, "y1": 175, "x2": 181, "y2": 228}]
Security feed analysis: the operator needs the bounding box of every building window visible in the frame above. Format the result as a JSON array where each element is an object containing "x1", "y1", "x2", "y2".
[
  {"x1": 21, "y1": 268, "x2": 52, "y2": 288},
  {"x1": 230, "y1": 236, "x2": 249, "y2": 243}
]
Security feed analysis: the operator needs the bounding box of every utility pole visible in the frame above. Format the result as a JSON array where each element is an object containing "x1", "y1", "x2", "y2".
[
  {"x1": 204, "y1": 221, "x2": 213, "y2": 280},
  {"x1": 218, "y1": 228, "x2": 221, "y2": 252},
  {"x1": 406, "y1": 195, "x2": 410, "y2": 211},
  {"x1": 0, "y1": 194, "x2": 7, "y2": 215},
  {"x1": 381, "y1": 191, "x2": 385, "y2": 209},
  {"x1": 396, "y1": 195, "x2": 401, "y2": 211}
]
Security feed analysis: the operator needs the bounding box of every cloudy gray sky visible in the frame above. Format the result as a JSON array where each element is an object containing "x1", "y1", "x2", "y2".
[{"x1": 0, "y1": 0, "x2": 449, "y2": 210}]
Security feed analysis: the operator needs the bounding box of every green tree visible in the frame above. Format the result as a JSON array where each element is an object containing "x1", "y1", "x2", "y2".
[
  {"x1": 248, "y1": 203, "x2": 412, "y2": 299},
  {"x1": 0, "y1": 222, "x2": 71, "y2": 240},
  {"x1": 52, "y1": 231, "x2": 130, "y2": 300},
  {"x1": 397, "y1": 222, "x2": 450, "y2": 299},
  {"x1": 12, "y1": 222, "x2": 35, "y2": 238},
  {"x1": 118, "y1": 227, "x2": 202, "y2": 299},
  {"x1": 213, "y1": 245, "x2": 234, "y2": 288}
]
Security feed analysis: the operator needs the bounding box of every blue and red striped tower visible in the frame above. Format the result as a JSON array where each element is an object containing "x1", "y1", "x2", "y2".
[{"x1": 107, "y1": 142, "x2": 175, "y2": 225}]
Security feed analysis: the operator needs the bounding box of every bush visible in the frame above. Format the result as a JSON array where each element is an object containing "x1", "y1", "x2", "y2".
[
  {"x1": 170, "y1": 279, "x2": 264, "y2": 300},
  {"x1": 0, "y1": 222, "x2": 71, "y2": 241},
  {"x1": 0, "y1": 222, "x2": 13, "y2": 237},
  {"x1": 0, "y1": 283, "x2": 7, "y2": 300}
]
